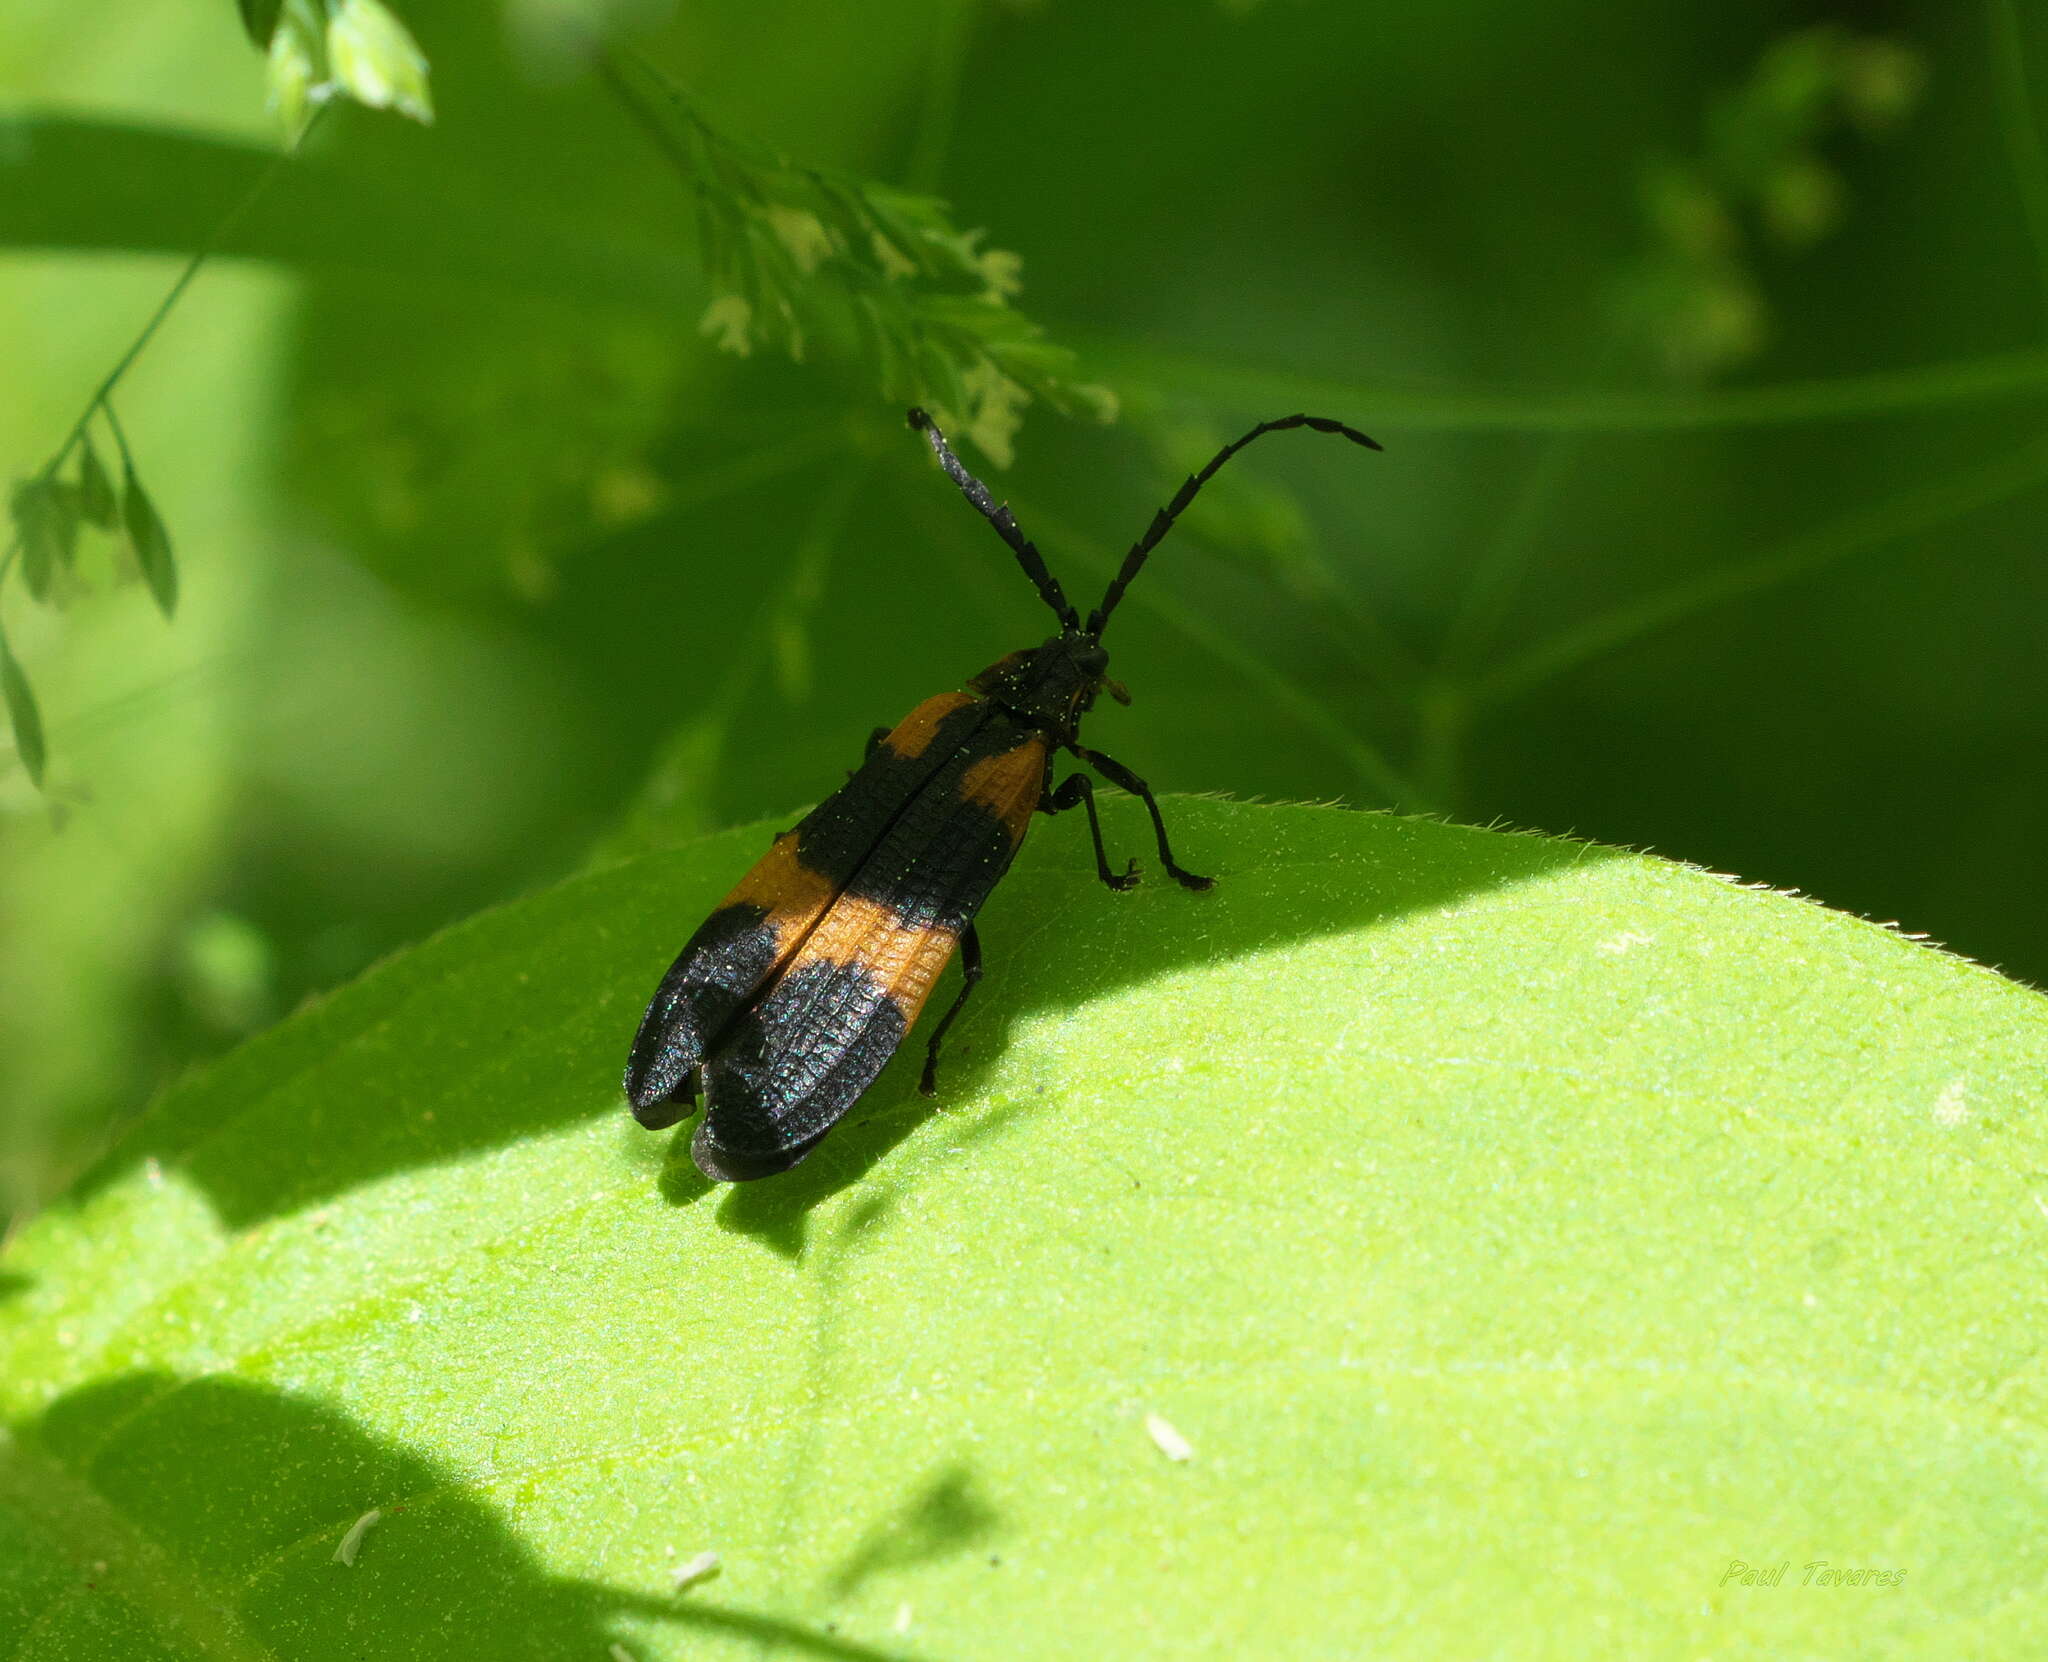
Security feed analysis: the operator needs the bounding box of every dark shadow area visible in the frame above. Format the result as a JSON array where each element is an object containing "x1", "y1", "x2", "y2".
[
  {"x1": 0, "y1": 1270, "x2": 29, "y2": 1305},
  {"x1": 3, "y1": 1371, "x2": 947, "y2": 1662},
  {"x1": 58, "y1": 803, "x2": 1616, "y2": 1240}
]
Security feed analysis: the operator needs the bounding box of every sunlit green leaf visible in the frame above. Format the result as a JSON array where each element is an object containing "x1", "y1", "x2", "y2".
[
  {"x1": 119, "y1": 462, "x2": 177, "y2": 618},
  {"x1": 4, "y1": 800, "x2": 2044, "y2": 1658}
]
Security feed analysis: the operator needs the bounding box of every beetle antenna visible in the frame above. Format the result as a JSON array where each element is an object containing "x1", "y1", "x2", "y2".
[
  {"x1": 1087, "y1": 414, "x2": 1381, "y2": 635},
  {"x1": 908, "y1": 408, "x2": 1079, "y2": 631}
]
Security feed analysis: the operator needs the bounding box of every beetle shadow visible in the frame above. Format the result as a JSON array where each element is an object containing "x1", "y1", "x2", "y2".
[
  {"x1": 697, "y1": 803, "x2": 1621, "y2": 1253},
  {"x1": 5, "y1": 1369, "x2": 973, "y2": 1662}
]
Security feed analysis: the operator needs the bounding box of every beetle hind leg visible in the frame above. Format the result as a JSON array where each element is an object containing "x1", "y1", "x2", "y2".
[{"x1": 919, "y1": 923, "x2": 984, "y2": 1096}]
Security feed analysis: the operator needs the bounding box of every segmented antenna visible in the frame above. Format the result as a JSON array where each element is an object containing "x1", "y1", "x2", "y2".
[
  {"x1": 908, "y1": 409, "x2": 1079, "y2": 630},
  {"x1": 1088, "y1": 414, "x2": 1381, "y2": 635}
]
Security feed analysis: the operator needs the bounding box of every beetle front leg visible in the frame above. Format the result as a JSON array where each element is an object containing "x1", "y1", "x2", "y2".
[
  {"x1": 1042, "y1": 771, "x2": 1140, "y2": 892},
  {"x1": 1072, "y1": 745, "x2": 1213, "y2": 891}
]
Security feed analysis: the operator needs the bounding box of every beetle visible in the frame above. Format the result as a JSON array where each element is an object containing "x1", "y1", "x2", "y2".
[{"x1": 625, "y1": 406, "x2": 1380, "y2": 1181}]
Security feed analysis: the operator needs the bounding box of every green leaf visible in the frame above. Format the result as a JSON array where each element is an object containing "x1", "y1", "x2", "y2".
[
  {"x1": 9, "y1": 478, "x2": 75, "y2": 604},
  {"x1": 324, "y1": 0, "x2": 434, "y2": 127},
  {"x1": 236, "y1": 0, "x2": 285, "y2": 48},
  {"x1": 0, "y1": 625, "x2": 46, "y2": 787},
  {"x1": 265, "y1": 6, "x2": 326, "y2": 148},
  {"x1": 119, "y1": 462, "x2": 177, "y2": 619},
  {"x1": 74, "y1": 434, "x2": 117, "y2": 529},
  {"x1": 4, "y1": 800, "x2": 2046, "y2": 1658}
]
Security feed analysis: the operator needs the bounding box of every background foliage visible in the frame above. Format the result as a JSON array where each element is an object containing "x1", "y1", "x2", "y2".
[{"x1": 1, "y1": 2, "x2": 2044, "y2": 1231}]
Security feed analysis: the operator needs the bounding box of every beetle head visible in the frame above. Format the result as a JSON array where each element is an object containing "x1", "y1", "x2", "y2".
[{"x1": 969, "y1": 629, "x2": 1128, "y2": 738}]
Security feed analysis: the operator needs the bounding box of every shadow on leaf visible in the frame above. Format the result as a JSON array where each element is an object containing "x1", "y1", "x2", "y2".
[
  {"x1": 68, "y1": 802, "x2": 1614, "y2": 1243},
  {"x1": 2, "y1": 1371, "x2": 967, "y2": 1661}
]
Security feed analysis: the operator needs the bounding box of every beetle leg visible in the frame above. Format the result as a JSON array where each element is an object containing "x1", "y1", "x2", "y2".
[
  {"x1": 1071, "y1": 745, "x2": 1214, "y2": 891},
  {"x1": 919, "y1": 922, "x2": 984, "y2": 1096},
  {"x1": 1042, "y1": 771, "x2": 1140, "y2": 891}
]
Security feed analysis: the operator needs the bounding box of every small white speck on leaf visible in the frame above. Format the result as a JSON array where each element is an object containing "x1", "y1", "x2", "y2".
[
  {"x1": 1145, "y1": 1412, "x2": 1194, "y2": 1462},
  {"x1": 142, "y1": 1157, "x2": 164, "y2": 1188},
  {"x1": 1596, "y1": 930, "x2": 1654, "y2": 956},
  {"x1": 670, "y1": 1550, "x2": 720, "y2": 1592},
  {"x1": 1932, "y1": 1079, "x2": 1969, "y2": 1127},
  {"x1": 608, "y1": 1646, "x2": 636, "y2": 1662},
  {"x1": 894, "y1": 1602, "x2": 914, "y2": 1635},
  {"x1": 332, "y1": 1509, "x2": 382, "y2": 1566}
]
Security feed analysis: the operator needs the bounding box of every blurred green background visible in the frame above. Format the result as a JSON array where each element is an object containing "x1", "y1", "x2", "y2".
[{"x1": 2, "y1": 0, "x2": 2043, "y2": 1227}]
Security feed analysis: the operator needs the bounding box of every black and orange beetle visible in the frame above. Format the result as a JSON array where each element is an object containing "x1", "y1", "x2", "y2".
[{"x1": 626, "y1": 407, "x2": 1379, "y2": 1180}]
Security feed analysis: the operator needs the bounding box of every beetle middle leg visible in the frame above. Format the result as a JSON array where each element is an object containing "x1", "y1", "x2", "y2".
[
  {"x1": 1072, "y1": 745, "x2": 1213, "y2": 891},
  {"x1": 919, "y1": 922, "x2": 984, "y2": 1096},
  {"x1": 1043, "y1": 771, "x2": 1140, "y2": 892}
]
